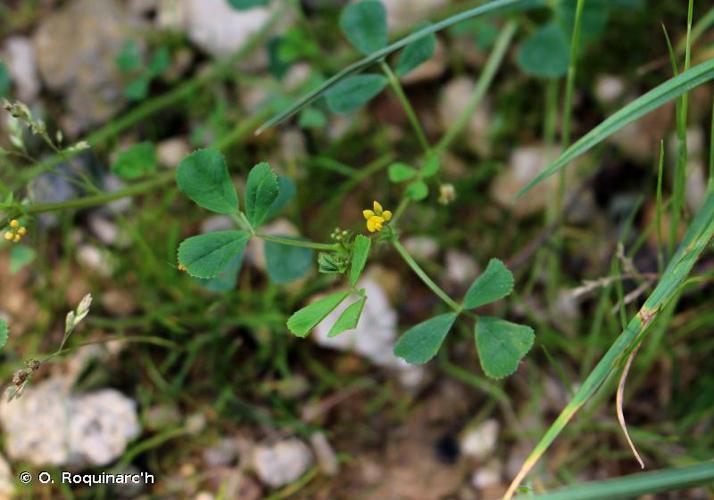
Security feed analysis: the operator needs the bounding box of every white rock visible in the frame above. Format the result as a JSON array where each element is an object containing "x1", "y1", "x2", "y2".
[
  {"x1": 685, "y1": 162, "x2": 707, "y2": 213},
  {"x1": 594, "y1": 75, "x2": 625, "y2": 105},
  {"x1": 445, "y1": 250, "x2": 478, "y2": 286},
  {"x1": 471, "y1": 459, "x2": 502, "y2": 489},
  {"x1": 2, "y1": 37, "x2": 40, "y2": 101},
  {"x1": 252, "y1": 439, "x2": 313, "y2": 488},
  {"x1": 0, "y1": 378, "x2": 140, "y2": 467},
  {"x1": 0, "y1": 454, "x2": 15, "y2": 498},
  {"x1": 461, "y1": 419, "x2": 499, "y2": 461},
  {"x1": 88, "y1": 213, "x2": 130, "y2": 247},
  {"x1": 310, "y1": 432, "x2": 338, "y2": 476},
  {"x1": 403, "y1": 236, "x2": 439, "y2": 260},
  {"x1": 200, "y1": 215, "x2": 234, "y2": 234},
  {"x1": 490, "y1": 145, "x2": 561, "y2": 217},
  {"x1": 77, "y1": 244, "x2": 116, "y2": 277},
  {"x1": 438, "y1": 77, "x2": 492, "y2": 156},
  {"x1": 182, "y1": 0, "x2": 273, "y2": 57},
  {"x1": 381, "y1": 0, "x2": 448, "y2": 31},
  {"x1": 157, "y1": 137, "x2": 190, "y2": 168}
]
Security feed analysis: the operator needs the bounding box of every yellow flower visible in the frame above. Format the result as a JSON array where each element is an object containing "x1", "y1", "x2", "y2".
[
  {"x1": 362, "y1": 201, "x2": 392, "y2": 233},
  {"x1": 178, "y1": 263, "x2": 187, "y2": 272},
  {"x1": 9, "y1": 219, "x2": 19, "y2": 229},
  {"x1": 3, "y1": 220, "x2": 27, "y2": 243}
]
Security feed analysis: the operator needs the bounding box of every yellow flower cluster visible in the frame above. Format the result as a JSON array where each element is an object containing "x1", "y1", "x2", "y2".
[
  {"x1": 3, "y1": 220, "x2": 27, "y2": 243},
  {"x1": 363, "y1": 201, "x2": 392, "y2": 233}
]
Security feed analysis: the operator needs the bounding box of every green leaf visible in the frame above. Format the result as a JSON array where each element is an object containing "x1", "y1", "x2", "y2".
[
  {"x1": 388, "y1": 162, "x2": 418, "y2": 183},
  {"x1": 9, "y1": 245, "x2": 36, "y2": 275},
  {"x1": 258, "y1": 0, "x2": 530, "y2": 133},
  {"x1": 0, "y1": 60, "x2": 11, "y2": 97},
  {"x1": 394, "y1": 312, "x2": 458, "y2": 364},
  {"x1": 516, "y1": 22, "x2": 569, "y2": 79},
  {"x1": 339, "y1": 0, "x2": 388, "y2": 55},
  {"x1": 475, "y1": 317, "x2": 534, "y2": 379},
  {"x1": 287, "y1": 290, "x2": 350, "y2": 338},
  {"x1": 328, "y1": 294, "x2": 367, "y2": 337},
  {"x1": 325, "y1": 73, "x2": 387, "y2": 114},
  {"x1": 148, "y1": 47, "x2": 170, "y2": 76},
  {"x1": 298, "y1": 107, "x2": 327, "y2": 129},
  {"x1": 265, "y1": 238, "x2": 313, "y2": 284},
  {"x1": 227, "y1": 0, "x2": 269, "y2": 9},
  {"x1": 176, "y1": 149, "x2": 239, "y2": 214},
  {"x1": 405, "y1": 179, "x2": 428, "y2": 200},
  {"x1": 0, "y1": 319, "x2": 7, "y2": 350},
  {"x1": 349, "y1": 235, "x2": 371, "y2": 286},
  {"x1": 463, "y1": 258, "x2": 514, "y2": 309},
  {"x1": 266, "y1": 176, "x2": 296, "y2": 220},
  {"x1": 178, "y1": 231, "x2": 250, "y2": 279},
  {"x1": 116, "y1": 41, "x2": 141, "y2": 73},
  {"x1": 245, "y1": 162, "x2": 280, "y2": 228},
  {"x1": 421, "y1": 155, "x2": 440, "y2": 177},
  {"x1": 196, "y1": 252, "x2": 244, "y2": 292},
  {"x1": 124, "y1": 76, "x2": 150, "y2": 101},
  {"x1": 395, "y1": 26, "x2": 436, "y2": 77},
  {"x1": 111, "y1": 142, "x2": 156, "y2": 180}
]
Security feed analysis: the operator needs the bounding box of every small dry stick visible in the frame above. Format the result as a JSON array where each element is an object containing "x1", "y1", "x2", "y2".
[{"x1": 616, "y1": 343, "x2": 645, "y2": 469}]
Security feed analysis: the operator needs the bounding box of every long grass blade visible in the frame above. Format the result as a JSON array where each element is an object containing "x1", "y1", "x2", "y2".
[
  {"x1": 521, "y1": 461, "x2": 714, "y2": 500},
  {"x1": 504, "y1": 187, "x2": 714, "y2": 499},
  {"x1": 517, "y1": 58, "x2": 714, "y2": 197},
  {"x1": 256, "y1": 0, "x2": 538, "y2": 134}
]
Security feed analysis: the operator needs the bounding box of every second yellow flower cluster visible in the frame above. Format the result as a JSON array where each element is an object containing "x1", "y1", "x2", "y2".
[{"x1": 3, "y1": 219, "x2": 27, "y2": 243}]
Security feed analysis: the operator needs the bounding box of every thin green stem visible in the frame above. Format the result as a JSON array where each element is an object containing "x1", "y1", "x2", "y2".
[
  {"x1": 392, "y1": 238, "x2": 462, "y2": 312},
  {"x1": 656, "y1": 140, "x2": 665, "y2": 271},
  {"x1": 379, "y1": 60, "x2": 431, "y2": 153},
  {"x1": 256, "y1": 233, "x2": 337, "y2": 251},
  {"x1": 434, "y1": 20, "x2": 517, "y2": 154}
]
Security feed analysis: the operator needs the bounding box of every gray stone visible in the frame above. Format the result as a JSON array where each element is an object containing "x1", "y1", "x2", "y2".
[
  {"x1": 252, "y1": 438, "x2": 313, "y2": 488},
  {"x1": 2, "y1": 37, "x2": 40, "y2": 102},
  {"x1": 33, "y1": 0, "x2": 141, "y2": 132},
  {"x1": 0, "y1": 377, "x2": 140, "y2": 467}
]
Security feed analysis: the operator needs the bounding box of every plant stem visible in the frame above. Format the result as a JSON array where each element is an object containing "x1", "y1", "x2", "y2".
[
  {"x1": 257, "y1": 233, "x2": 337, "y2": 251},
  {"x1": 379, "y1": 60, "x2": 431, "y2": 153},
  {"x1": 392, "y1": 238, "x2": 462, "y2": 312},
  {"x1": 434, "y1": 20, "x2": 517, "y2": 154}
]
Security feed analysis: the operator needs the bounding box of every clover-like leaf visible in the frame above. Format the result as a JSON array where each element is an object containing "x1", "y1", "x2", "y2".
[
  {"x1": 111, "y1": 142, "x2": 156, "y2": 180},
  {"x1": 178, "y1": 230, "x2": 250, "y2": 279},
  {"x1": 339, "y1": 0, "x2": 388, "y2": 55},
  {"x1": 328, "y1": 294, "x2": 367, "y2": 337},
  {"x1": 245, "y1": 162, "x2": 280, "y2": 228},
  {"x1": 475, "y1": 317, "x2": 534, "y2": 379},
  {"x1": 388, "y1": 162, "x2": 418, "y2": 183},
  {"x1": 325, "y1": 74, "x2": 387, "y2": 114},
  {"x1": 394, "y1": 312, "x2": 458, "y2": 364},
  {"x1": 349, "y1": 235, "x2": 371, "y2": 287},
  {"x1": 0, "y1": 319, "x2": 8, "y2": 350},
  {"x1": 265, "y1": 237, "x2": 313, "y2": 284},
  {"x1": 195, "y1": 252, "x2": 245, "y2": 292},
  {"x1": 176, "y1": 149, "x2": 239, "y2": 214},
  {"x1": 463, "y1": 258, "x2": 514, "y2": 309},
  {"x1": 266, "y1": 176, "x2": 296, "y2": 220},
  {"x1": 287, "y1": 290, "x2": 351, "y2": 338},
  {"x1": 516, "y1": 22, "x2": 569, "y2": 79},
  {"x1": 421, "y1": 155, "x2": 440, "y2": 177},
  {"x1": 395, "y1": 26, "x2": 436, "y2": 77}
]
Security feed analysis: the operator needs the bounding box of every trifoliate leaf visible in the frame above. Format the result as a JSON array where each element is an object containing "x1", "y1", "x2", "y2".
[
  {"x1": 394, "y1": 312, "x2": 458, "y2": 364},
  {"x1": 395, "y1": 27, "x2": 436, "y2": 77},
  {"x1": 195, "y1": 251, "x2": 244, "y2": 292},
  {"x1": 349, "y1": 235, "x2": 371, "y2": 287},
  {"x1": 328, "y1": 294, "x2": 366, "y2": 337},
  {"x1": 265, "y1": 237, "x2": 313, "y2": 284},
  {"x1": 388, "y1": 162, "x2": 418, "y2": 183},
  {"x1": 339, "y1": 0, "x2": 388, "y2": 55},
  {"x1": 178, "y1": 231, "x2": 250, "y2": 279},
  {"x1": 176, "y1": 149, "x2": 239, "y2": 214},
  {"x1": 463, "y1": 258, "x2": 514, "y2": 309},
  {"x1": 475, "y1": 317, "x2": 534, "y2": 379},
  {"x1": 287, "y1": 290, "x2": 350, "y2": 338},
  {"x1": 325, "y1": 74, "x2": 387, "y2": 114},
  {"x1": 266, "y1": 176, "x2": 296, "y2": 220},
  {"x1": 421, "y1": 155, "x2": 440, "y2": 177},
  {"x1": 111, "y1": 142, "x2": 156, "y2": 180},
  {"x1": 245, "y1": 162, "x2": 279, "y2": 228},
  {"x1": 516, "y1": 22, "x2": 570, "y2": 79}
]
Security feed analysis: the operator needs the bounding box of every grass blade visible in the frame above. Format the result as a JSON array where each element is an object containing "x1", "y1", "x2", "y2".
[
  {"x1": 518, "y1": 58, "x2": 714, "y2": 197},
  {"x1": 504, "y1": 187, "x2": 714, "y2": 499},
  {"x1": 256, "y1": 0, "x2": 536, "y2": 134},
  {"x1": 522, "y1": 461, "x2": 714, "y2": 500}
]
